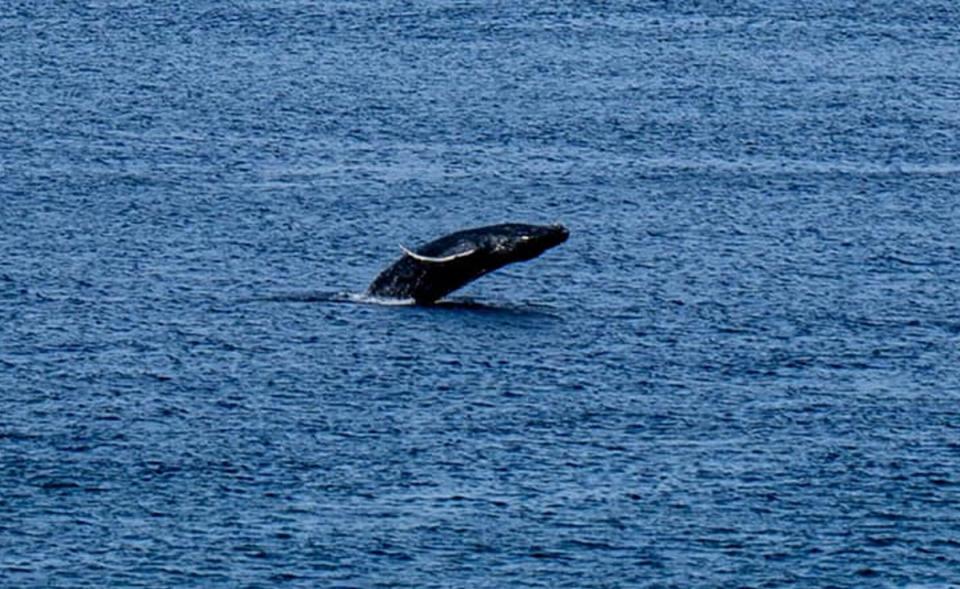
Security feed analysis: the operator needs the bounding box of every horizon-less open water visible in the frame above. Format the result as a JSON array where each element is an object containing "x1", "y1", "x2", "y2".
[{"x1": 2, "y1": 2, "x2": 960, "y2": 587}]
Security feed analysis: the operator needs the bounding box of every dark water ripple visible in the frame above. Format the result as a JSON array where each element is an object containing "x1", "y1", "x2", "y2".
[{"x1": 3, "y1": 1, "x2": 960, "y2": 588}]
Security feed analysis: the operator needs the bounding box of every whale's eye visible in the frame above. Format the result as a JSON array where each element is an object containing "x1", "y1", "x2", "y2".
[{"x1": 519, "y1": 235, "x2": 531, "y2": 241}]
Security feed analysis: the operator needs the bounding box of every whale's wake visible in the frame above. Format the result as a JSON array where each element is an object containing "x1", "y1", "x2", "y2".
[{"x1": 241, "y1": 291, "x2": 561, "y2": 318}]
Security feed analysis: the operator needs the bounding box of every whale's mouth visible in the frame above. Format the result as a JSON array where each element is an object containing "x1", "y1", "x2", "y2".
[
  {"x1": 552, "y1": 224, "x2": 570, "y2": 244},
  {"x1": 537, "y1": 224, "x2": 569, "y2": 250},
  {"x1": 509, "y1": 224, "x2": 569, "y2": 261}
]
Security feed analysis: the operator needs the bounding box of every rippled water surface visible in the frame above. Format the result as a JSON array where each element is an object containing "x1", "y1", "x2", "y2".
[{"x1": 3, "y1": 2, "x2": 960, "y2": 587}]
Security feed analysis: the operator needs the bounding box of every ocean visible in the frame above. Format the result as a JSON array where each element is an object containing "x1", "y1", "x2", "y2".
[{"x1": 2, "y1": 1, "x2": 959, "y2": 587}]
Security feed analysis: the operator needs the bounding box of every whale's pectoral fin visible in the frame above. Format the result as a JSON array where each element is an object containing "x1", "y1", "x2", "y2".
[{"x1": 400, "y1": 244, "x2": 478, "y2": 264}]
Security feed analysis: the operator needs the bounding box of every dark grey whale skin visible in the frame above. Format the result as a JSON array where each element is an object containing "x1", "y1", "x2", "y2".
[{"x1": 367, "y1": 223, "x2": 569, "y2": 304}]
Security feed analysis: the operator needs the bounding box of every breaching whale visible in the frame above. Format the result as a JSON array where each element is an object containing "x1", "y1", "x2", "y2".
[{"x1": 367, "y1": 223, "x2": 569, "y2": 304}]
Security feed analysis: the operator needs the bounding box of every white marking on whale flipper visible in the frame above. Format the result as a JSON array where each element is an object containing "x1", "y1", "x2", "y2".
[{"x1": 399, "y1": 244, "x2": 478, "y2": 263}]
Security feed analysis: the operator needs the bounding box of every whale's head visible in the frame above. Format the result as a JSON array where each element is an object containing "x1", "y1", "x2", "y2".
[{"x1": 481, "y1": 223, "x2": 570, "y2": 263}]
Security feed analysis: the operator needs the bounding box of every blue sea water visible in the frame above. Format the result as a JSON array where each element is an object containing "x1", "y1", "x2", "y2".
[{"x1": 3, "y1": 1, "x2": 960, "y2": 587}]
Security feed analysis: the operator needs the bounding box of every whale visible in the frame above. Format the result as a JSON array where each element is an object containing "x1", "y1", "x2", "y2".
[{"x1": 367, "y1": 223, "x2": 569, "y2": 304}]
